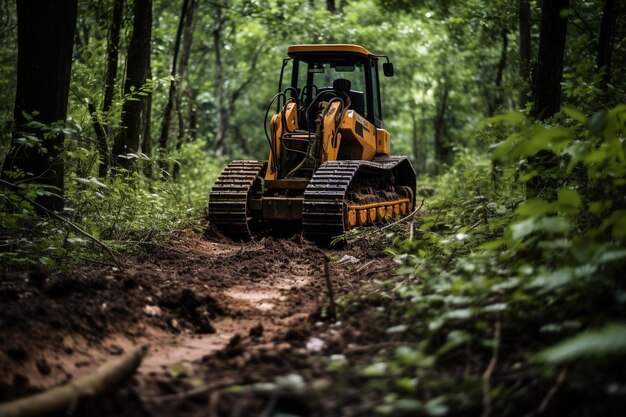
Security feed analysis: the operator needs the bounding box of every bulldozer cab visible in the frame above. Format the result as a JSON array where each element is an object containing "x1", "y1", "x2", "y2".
[{"x1": 280, "y1": 44, "x2": 392, "y2": 130}]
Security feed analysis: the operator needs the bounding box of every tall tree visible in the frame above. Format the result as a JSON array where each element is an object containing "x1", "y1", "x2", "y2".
[
  {"x1": 597, "y1": 0, "x2": 619, "y2": 88},
  {"x1": 92, "y1": 0, "x2": 125, "y2": 178},
  {"x1": 531, "y1": 0, "x2": 570, "y2": 120},
  {"x1": 1, "y1": 0, "x2": 78, "y2": 211},
  {"x1": 142, "y1": 48, "x2": 153, "y2": 179},
  {"x1": 213, "y1": 6, "x2": 227, "y2": 154},
  {"x1": 112, "y1": 0, "x2": 152, "y2": 170},
  {"x1": 518, "y1": 0, "x2": 531, "y2": 108},
  {"x1": 103, "y1": 0, "x2": 125, "y2": 114},
  {"x1": 173, "y1": 0, "x2": 197, "y2": 180},
  {"x1": 157, "y1": 0, "x2": 189, "y2": 178},
  {"x1": 488, "y1": 29, "x2": 508, "y2": 116},
  {"x1": 433, "y1": 76, "x2": 451, "y2": 168}
]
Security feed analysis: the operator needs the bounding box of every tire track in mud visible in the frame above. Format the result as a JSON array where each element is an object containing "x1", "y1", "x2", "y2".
[{"x1": 0, "y1": 230, "x2": 391, "y2": 411}]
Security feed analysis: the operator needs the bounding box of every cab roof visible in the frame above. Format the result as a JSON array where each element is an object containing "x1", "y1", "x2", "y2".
[{"x1": 287, "y1": 44, "x2": 373, "y2": 57}]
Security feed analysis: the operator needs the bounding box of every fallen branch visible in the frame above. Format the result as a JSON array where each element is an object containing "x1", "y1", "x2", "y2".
[
  {"x1": 537, "y1": 368, "x2": 567, "y2": 415},
  {"x1": 0, "y1": 346, "x2": 146, "y2": 417},
  {"x1": 482, "y1": 321, "x2": 502, "y2": 417},
  {"x1": 0, "y1": 179, "x2": 124, "y2": 270},
  {"x1": 141, "y1": 379, "x2": 238, "y2": 403}
]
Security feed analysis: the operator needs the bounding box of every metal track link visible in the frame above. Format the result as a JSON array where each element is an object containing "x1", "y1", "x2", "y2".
[{"x1": 208, "y1": 160, "x2": 264, "y2": 241}]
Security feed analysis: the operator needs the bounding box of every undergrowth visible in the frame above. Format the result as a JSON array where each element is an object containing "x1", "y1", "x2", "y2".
[
  {"x1": 326, "y1": 104, "x2": 626, "y2": 416},
  {"x1": 0, "y1": 140, "x2": 223, "y2": 269}
]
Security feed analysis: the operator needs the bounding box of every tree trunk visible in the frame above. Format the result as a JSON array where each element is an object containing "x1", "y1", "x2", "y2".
[
  {"x1": 91, "y1": 0, "x2": 124, "y2": 178},
  {"x1": 213, "y1": 7, "x2": 228, "y2": 155},
  {"x1": 173, "y1": 0, "x2": 196, "y2": 180},
  {"x1": 489, "y1": 29, "x2": 509, "y2": 116},
  {"x1": 411, "y1": 111, "x2": 419, "y2": 176},
  {"x1": 157, "y1": 0, "x2": 189, "y2": 178},
  {"x1": 327, "y1": 0, "x2": 336, "y2": 13},
  {"x1": 531, "y1": 0, "x2": 570, "y2": 120},
  {"x1": 434, "y1": 76, "x2": 451, "y2": 169},
  {"x1": 1, "y1": 0, "x2": 78, "y2": 212},
  {"x1": 142, "y1": 48, "x2": 153, "y2": 179},
  {"x1": 189, "y1": 95, "x2": 197, "y2": 142},
  {"x1": 597, "y1": 0, "x2": 619, "y2": 88},
  {"x1": 103, "y1": 0, "x2": 124, "y2": 114},
  {"x1": 112, "y1": 0, "x2": 152, "y2": 170},
  {"x1": 518, "y1": 0, "x2": 531, "y2": 108}
]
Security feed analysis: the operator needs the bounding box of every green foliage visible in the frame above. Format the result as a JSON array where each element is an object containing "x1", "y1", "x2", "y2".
[
  {"x1": 336, "y1": 104, "x2": 626, "y2": 415},
  {"x1": 537, "y1": 323, "x2": 626, "y2": 364},
  {"x1": 1, "y1": 140, "x2": 222, "y2": 269}
]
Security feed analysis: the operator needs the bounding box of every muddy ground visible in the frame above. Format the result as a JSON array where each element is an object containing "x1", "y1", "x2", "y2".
[{"x1": 0, "y1": 230, "x2": 398, "y2": 416}]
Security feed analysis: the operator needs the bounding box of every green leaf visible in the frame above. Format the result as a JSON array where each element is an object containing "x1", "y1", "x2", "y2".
[
  {"x1": 562, "y1": 106, "x2": 587, "y2": 124},
  {"x1": 523, "y1": 126, "x2": 571, "y2": 156},
  {"x1": 386, "y1": 324, "x2": 409, "y2": 334},
  {"x1": 482, "y1": 111, "x2": 525, "y2": 126},
  {"x1": 359, "y1": 362, "x2": 388, "y2": 378},
  {"x1": 510, "y1": 217, "x2": 571, "y2": 240},
  {"x1": 589, "y1": 200, "x2": 612, "y2": 215},
  {"x1": 443, "y1": 309, "x2": 472, "y2": 320},
  {"x1": 537, "y1": 323, "x2": 626, "y2": 363},
  {"x1": 515, "y1": 199, "x2": 554, "y2": 217},
  {"x1": 390, "y1": 399, "x2": 423, "y2": 413},
  {"x1": 556, "y1": 188, "x2": 581, "y2": 213},
  {"x1": 529, "y1": 268, "x2": 575, "y2": 291},
  {"x1": 588, "y1": 109, "x2": 609, "y2": 135}
]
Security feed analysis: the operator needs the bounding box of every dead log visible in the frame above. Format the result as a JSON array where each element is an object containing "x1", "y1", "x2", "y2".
[{"x1": 0, "y1": 346, "x2": 146, "y2": 417}]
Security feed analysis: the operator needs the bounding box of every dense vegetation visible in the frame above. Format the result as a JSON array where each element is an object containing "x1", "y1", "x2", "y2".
[{"x1": 1, "y1": 0, "x2": 625, "y2": 415}]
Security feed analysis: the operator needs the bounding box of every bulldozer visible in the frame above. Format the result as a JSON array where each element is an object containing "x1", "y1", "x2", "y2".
[{"x1": 208, "y1": 44, "x2": 416, "y2": 243}]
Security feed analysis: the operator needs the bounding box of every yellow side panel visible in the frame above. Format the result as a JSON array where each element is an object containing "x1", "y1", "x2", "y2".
[
  {"x1": 283, "y1": 102, "x2": 298, "y2": 132},
  {"x1": 265, "y1": 114, "x2": 282, "y2": 180},
  {"x1": 265, "y1": 102, "x2": 299, "y2": 180},
  {"x1": 338, "y1": 110, "x2": 377, "y2": 161},
  {"x1": 376, "y1": 128, "x2": 391, "y2": 155},
  {"x1": 322, "y1": 101, "x2": 343, "y2": 162}
]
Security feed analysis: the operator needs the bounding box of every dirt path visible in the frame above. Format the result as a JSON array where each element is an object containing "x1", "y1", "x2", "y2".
[{"x1": 0, "y1": 231, "x2": 392, "y2": 415}]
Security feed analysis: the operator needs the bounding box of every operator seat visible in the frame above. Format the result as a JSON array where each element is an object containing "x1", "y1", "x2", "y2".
[{"x1": 333, "y1": 78, "x2": 365, "y2": 117}]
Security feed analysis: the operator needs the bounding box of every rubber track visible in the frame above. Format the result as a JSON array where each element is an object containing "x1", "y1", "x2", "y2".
[
  {"x1": 208, "y1": 160, "x2": 264, "y2": 241},
  {"x1": 302, "y1": 156, "x2": 416, "y2": 243}
]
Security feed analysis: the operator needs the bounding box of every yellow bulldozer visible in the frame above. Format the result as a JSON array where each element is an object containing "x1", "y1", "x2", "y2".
[{"x1": 208, "y1": 44, "x2": 416, "y2": 243}]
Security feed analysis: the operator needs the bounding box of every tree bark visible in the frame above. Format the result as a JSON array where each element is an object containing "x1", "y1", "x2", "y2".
[
  {"x1": 597, "y1": 0, "x2": 618, "y2": 88},
  {"x1": 0, "y1": 347, "x2": 145, "y2": 417},
  {"x1": 112, "y1": 0, "x2": 152, "y2": 170},
  {"x1": 213, "y1": 6, "x2": 228, "y2": 155},
  {"x1": 157, "y1": 0, "x2": 189, "y2": 178},
  {"x1": 489, "y1": 29, "x2": 508, "y2": 116},
  {"x1": 103, "y1": 0, "x2": 125, "y2": 114},
  {"x1": 142, "y1": 48, "x2": 153, "y2": 179},
  {"x1": 327, "y1": 0, "x2": 336, "y2": 13},
  {"x1": 173, "y1": 0, "x2": 197, "y2": 180},
  {"x1": 1, "y1": 0, "x2": 78, "y2": 212},
  {"x1": 434, "y1": 76, "x2": 451, "y2": 169},
  {"x1": 531, "y1": 0, "x2": 570, "y2": 120},
  {"x1": 518, "y1": 0, "x2": 531, "y2": 108},
  {"x1": 411, "y1": 111, "x2": 419, "y2": 175},
  {"x1": 90, "y1": 0, "x2": 124, "y2": 179}
]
